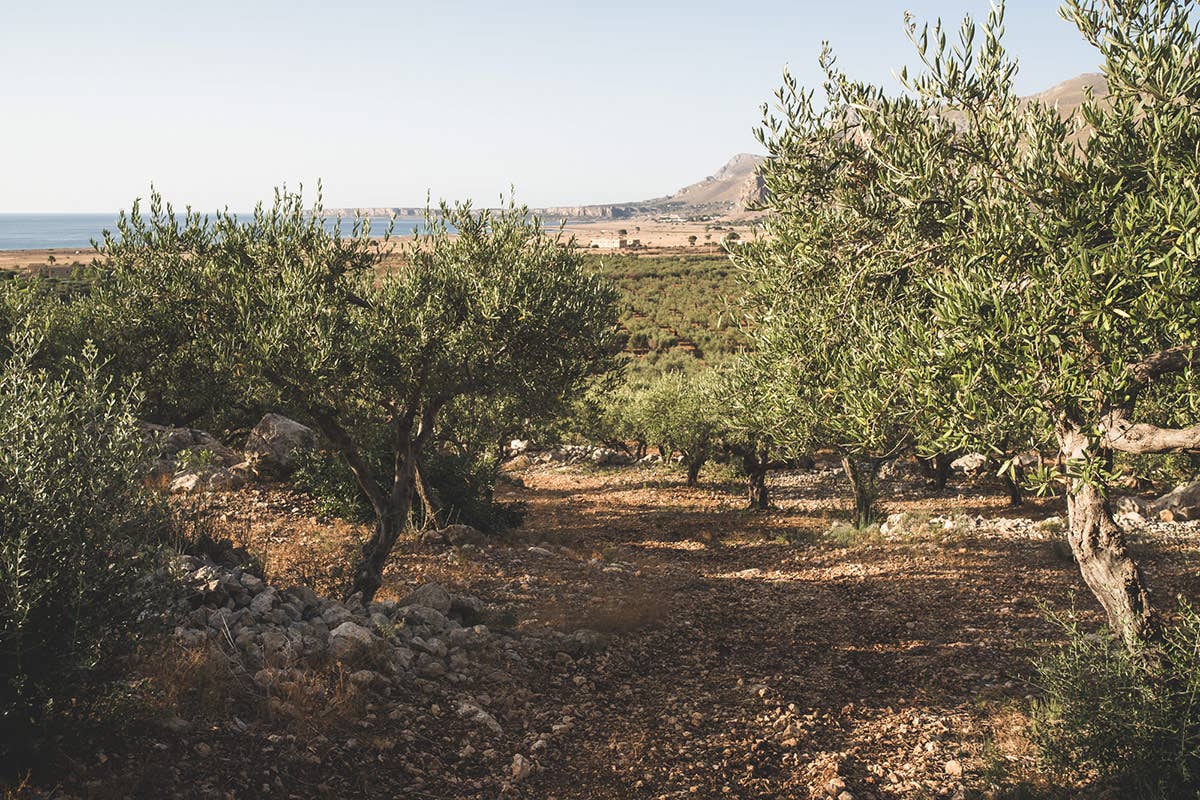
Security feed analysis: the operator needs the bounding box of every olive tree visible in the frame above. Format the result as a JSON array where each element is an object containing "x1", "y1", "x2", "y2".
[
  {"x1": 1, "y1": 325, "x2": 158, "y2": 764},
  {"x1": 715, "y1": 358, "x2": 800, "y2": 510},
  {"x1": 901, "y1": 0, "x2": 1200, "y2": 647},
  {"x1": 642, "y1": 369, "x2": 720, "y2": 486},
  {"x1": 99, "y1": 191, "x2": 618, "y2": 602},
  {"x1": 735, "y1": 49, "x2": 942, "y2": 527},
  {"x1": 762, "y1": 0, "x2": 1200, "y2": 646}
]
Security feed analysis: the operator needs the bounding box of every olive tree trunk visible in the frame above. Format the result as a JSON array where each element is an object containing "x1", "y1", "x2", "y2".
[
  {"x1": 739, "y1": 446, "x2": 774, "y2": 510},
  {"x1": 1059, "y1": 425, "x2": 1155, "y2": 647},
  {"x1": 309, "y1": 405, "x2": 436, "y2": 604},
  {"x1": 1002, "y1": 468, "x2": 1024, "y2": 507},
  {"x1": 350, "y1": 474, "x2": 415, "y2": 602},
  {"x1": 685, "y1": 456, "x2": 705, "y2": 487},
  {"x1": 747, "y1": 465, "x2": 770, "y2": 510},
  {"x1": 841, "y1": 456, "x2": 882, "y2": 528},
  {"x1": 917, "y1": 452, "x2": 955, "y2": 492}
]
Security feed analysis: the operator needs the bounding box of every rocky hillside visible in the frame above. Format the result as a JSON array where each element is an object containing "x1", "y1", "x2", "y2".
[
  {"x1": 1027, "y1": 72, "x2": 1108, "y2": 115},
  {"x1": 536, "y1": 153, "x2": 766, "y2": 221}
]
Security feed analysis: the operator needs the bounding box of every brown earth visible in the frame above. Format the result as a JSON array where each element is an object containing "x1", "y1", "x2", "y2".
[{"x1": 19, "y1": 461, "x2": 1200, "y2": 799}]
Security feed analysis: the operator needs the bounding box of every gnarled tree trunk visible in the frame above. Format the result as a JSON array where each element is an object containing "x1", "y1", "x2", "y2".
[
  {"x1": 685, "y1": 456, "x2": 705, "y2": 487},
  {"x1": 1002, "y1": 468, "x2": 1024, "y2": 507},
  {"x1": 413, "y1": 457, "x2": 443, "y2": 529},
  {"x1": 349, "y1": 457, "x2": 416, "y2": 602},
  {"x1": 917, "y1": 452, "x2": 955, "y2": 492},
  {"x1": 1059, "y1": 425, "x2": 1156, "y2": 647}
]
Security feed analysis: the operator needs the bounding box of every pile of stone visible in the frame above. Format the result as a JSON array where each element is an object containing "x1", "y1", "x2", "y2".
[
  {"x1": 170, "y1": 547, "x2": 606, "y2": 697},
  {"x1": 143, "y1": 413, "x2": 319, "y2": 495},
  {"x1": 506, "y1": 444, "x2": 636, "y2": 469},
  {"x1": 1121, "y1": 480, "x2": 1200, "y2": 522}
]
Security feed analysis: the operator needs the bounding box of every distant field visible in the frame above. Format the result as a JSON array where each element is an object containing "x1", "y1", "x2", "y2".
[
  {"x1": 584, "y1": 251, "x2": 744, "y2": 370},
  {"x1": 0, "y1": 245, "x2": 749, "y2": 372}
]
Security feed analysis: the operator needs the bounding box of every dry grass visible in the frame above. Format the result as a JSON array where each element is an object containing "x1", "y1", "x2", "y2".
[
  {"x1": 978, "y1": 705, "x2": 1068, "y2": 798},
  {"x1": 130, "y1": 638, "x2": 377, "y2": 738}
]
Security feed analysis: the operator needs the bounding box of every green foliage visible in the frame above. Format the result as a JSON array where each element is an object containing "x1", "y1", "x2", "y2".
[
  {"x1": 569, "y1": 374, "x2": 656, "y2": 454},
  {"x1": 420, "y1": 449, "x2": 527, "y2": 532},
  {"x1": 71, "y1": 196, "x2": 270, "y2": 431},
  {"x1": 734, "y1": 41, "x2": 932, "y2": 508},
  {"x1": 0, "y1": 326, "x2": 164, "y2": 767},
  {"x1": 1031, "y1": 602, "x2": 1200, "y2": 797},
  {"x1": 641, "y1": 369, "x2": 722, "y2": 482},
  {"x1": 293, "y1": 448, "x2": 374, "y2": 521},
  {"x1": 93, "y1": 188, "x2": 617, "y2": 597},
  {"x1": 897, "y1": 1, "x2": 1200, "y2": 482},
  {"x1": 739, "y1": 0, "x2": 1200, "y2": 539},
  {"x1": 825, "y1": 521, "x2": 883, "y2": 548},
  {"x1": 294, "y1": 445, "x2": 525, "y2": 532}
]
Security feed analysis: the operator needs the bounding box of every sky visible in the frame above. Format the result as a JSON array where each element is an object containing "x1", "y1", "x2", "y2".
[{"x1": 0, "y1": 1, "x2": 1102, "y2": 213}]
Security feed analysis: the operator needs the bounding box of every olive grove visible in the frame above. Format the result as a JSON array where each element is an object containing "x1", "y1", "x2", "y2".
[{"x1": 743, "y1": 0, "x2": 1200, "y2": 647}]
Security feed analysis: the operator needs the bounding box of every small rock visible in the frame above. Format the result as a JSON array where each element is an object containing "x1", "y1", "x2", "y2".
[
  {"x1": 511, "y1": 753, "x2": 533, "y2": 781},
  {"x1": 456, "y1": 700, "x2": 503, "y2": 735},
  {"x1": 161, "y1": 716, "x2": 191, "y2": 734}
]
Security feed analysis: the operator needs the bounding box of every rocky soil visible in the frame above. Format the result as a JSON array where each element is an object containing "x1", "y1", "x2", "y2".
[{"x1": 24, "y1": 460, "x2": 1200, "y2": 799}]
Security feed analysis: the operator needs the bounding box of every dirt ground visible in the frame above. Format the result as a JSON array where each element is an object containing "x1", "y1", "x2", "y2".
[{"x1": 23, "y1": 461, "x2": 1200, "y2": 799}]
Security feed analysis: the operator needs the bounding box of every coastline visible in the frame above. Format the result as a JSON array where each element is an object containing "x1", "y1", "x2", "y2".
[{"x1": 0, "y1": 218, "x2": 759, "y2": 273}]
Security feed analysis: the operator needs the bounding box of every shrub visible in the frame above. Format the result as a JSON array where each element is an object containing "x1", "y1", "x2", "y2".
[
  {"x1": 1031, "y1": 603, "x2": 1200, "y2": 797},
  {"x1": 294, "y1": 446, "x2": 525, "y2": 533},
  {"x1": 0, "y1": 328, "x2": 164, "y2": 770}
]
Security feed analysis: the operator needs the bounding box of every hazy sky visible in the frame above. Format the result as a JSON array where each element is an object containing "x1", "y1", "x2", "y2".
[{"x1": 1, "y1": 1, "x2": 1100, "y2": 212}]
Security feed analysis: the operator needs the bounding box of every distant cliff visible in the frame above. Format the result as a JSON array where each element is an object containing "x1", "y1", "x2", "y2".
[
  {"x1": 325, "y1": 74, "x2": 1102, "y2": 226},
  {"x1": 533, "y1": 204, "x2": 650, "y2": 220},
  {"x1": 535, "y1": 153, "x2": 767, "y2": 221}
]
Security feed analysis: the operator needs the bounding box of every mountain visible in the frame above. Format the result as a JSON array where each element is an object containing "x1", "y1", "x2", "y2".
[
  {"x1": 535, "y1": 153, "x2": 766, "y2": 221},
  {"x1": 1027, "y1": 72, "x2": 1108, "y2": 116},
  {"x1": 645, "y1": 153, "x2": 766, "y2": 213}
]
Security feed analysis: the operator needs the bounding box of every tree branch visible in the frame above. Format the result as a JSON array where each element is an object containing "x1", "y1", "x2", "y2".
[
  {"x1": 307, "y1": 406, "x2": 389, "y2": 517},
  {"x1": 1100, "y1": 411, "x2": 1200, "y2": 455},
  {"x1": 1126, "y1": 345, "x2": 1200, "y2": 388}
]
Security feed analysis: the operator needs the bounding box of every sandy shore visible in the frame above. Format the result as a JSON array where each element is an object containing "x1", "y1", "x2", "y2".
[
  {"x1": 559, "y1": 217, "x2": 760, "y2": 250},
  {"x1": 0, "y1": 247, "x2": 99, "y2": 273}
]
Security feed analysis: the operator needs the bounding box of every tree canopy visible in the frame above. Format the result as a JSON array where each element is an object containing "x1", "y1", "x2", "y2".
[
  {"x1": 740, "y1": 0, "x2": 1200, "y2": 645},
  {"x1": 96, "y1": 191, "x2": 619, "y2": 600}
]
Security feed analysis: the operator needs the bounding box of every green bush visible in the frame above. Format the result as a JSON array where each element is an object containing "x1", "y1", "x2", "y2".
[
  {"x1": 0, "y1": 329, "x2": 164, "y2": 770},
  {"x1": 294, "y1": 446, "x2": 524, "y2": 533},
  {"x1": 1031, "y1": 603, "x2": 1200, "y2": 797}
]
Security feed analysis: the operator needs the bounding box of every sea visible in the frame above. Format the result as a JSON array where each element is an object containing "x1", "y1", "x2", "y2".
[{"x1": 0, "y1": 213, "x2": 432, "y2": 251}]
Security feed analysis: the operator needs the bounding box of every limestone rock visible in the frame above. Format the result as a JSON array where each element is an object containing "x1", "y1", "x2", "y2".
[
  {"x1": 244, "y1": 413, "x2": 317, "y2": 475},
  {"x1": 443, "y1": 524, "x2": 487, "y2": 547},
  {"x1": 951, "y1": 453, "x2": 988, "y2": 475},
  {"x1": 511, "y1": 753, "x2": 533, "y2": 781},
  {"x1": 329, "y1": 621, "x2": 375, "y2": 664},
  {"x1": 456, "y1": 700, "x2": 502, "y2": 735},
  {"x1": 403, "y1": 583, "x2": 452, "y2": 614}
]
